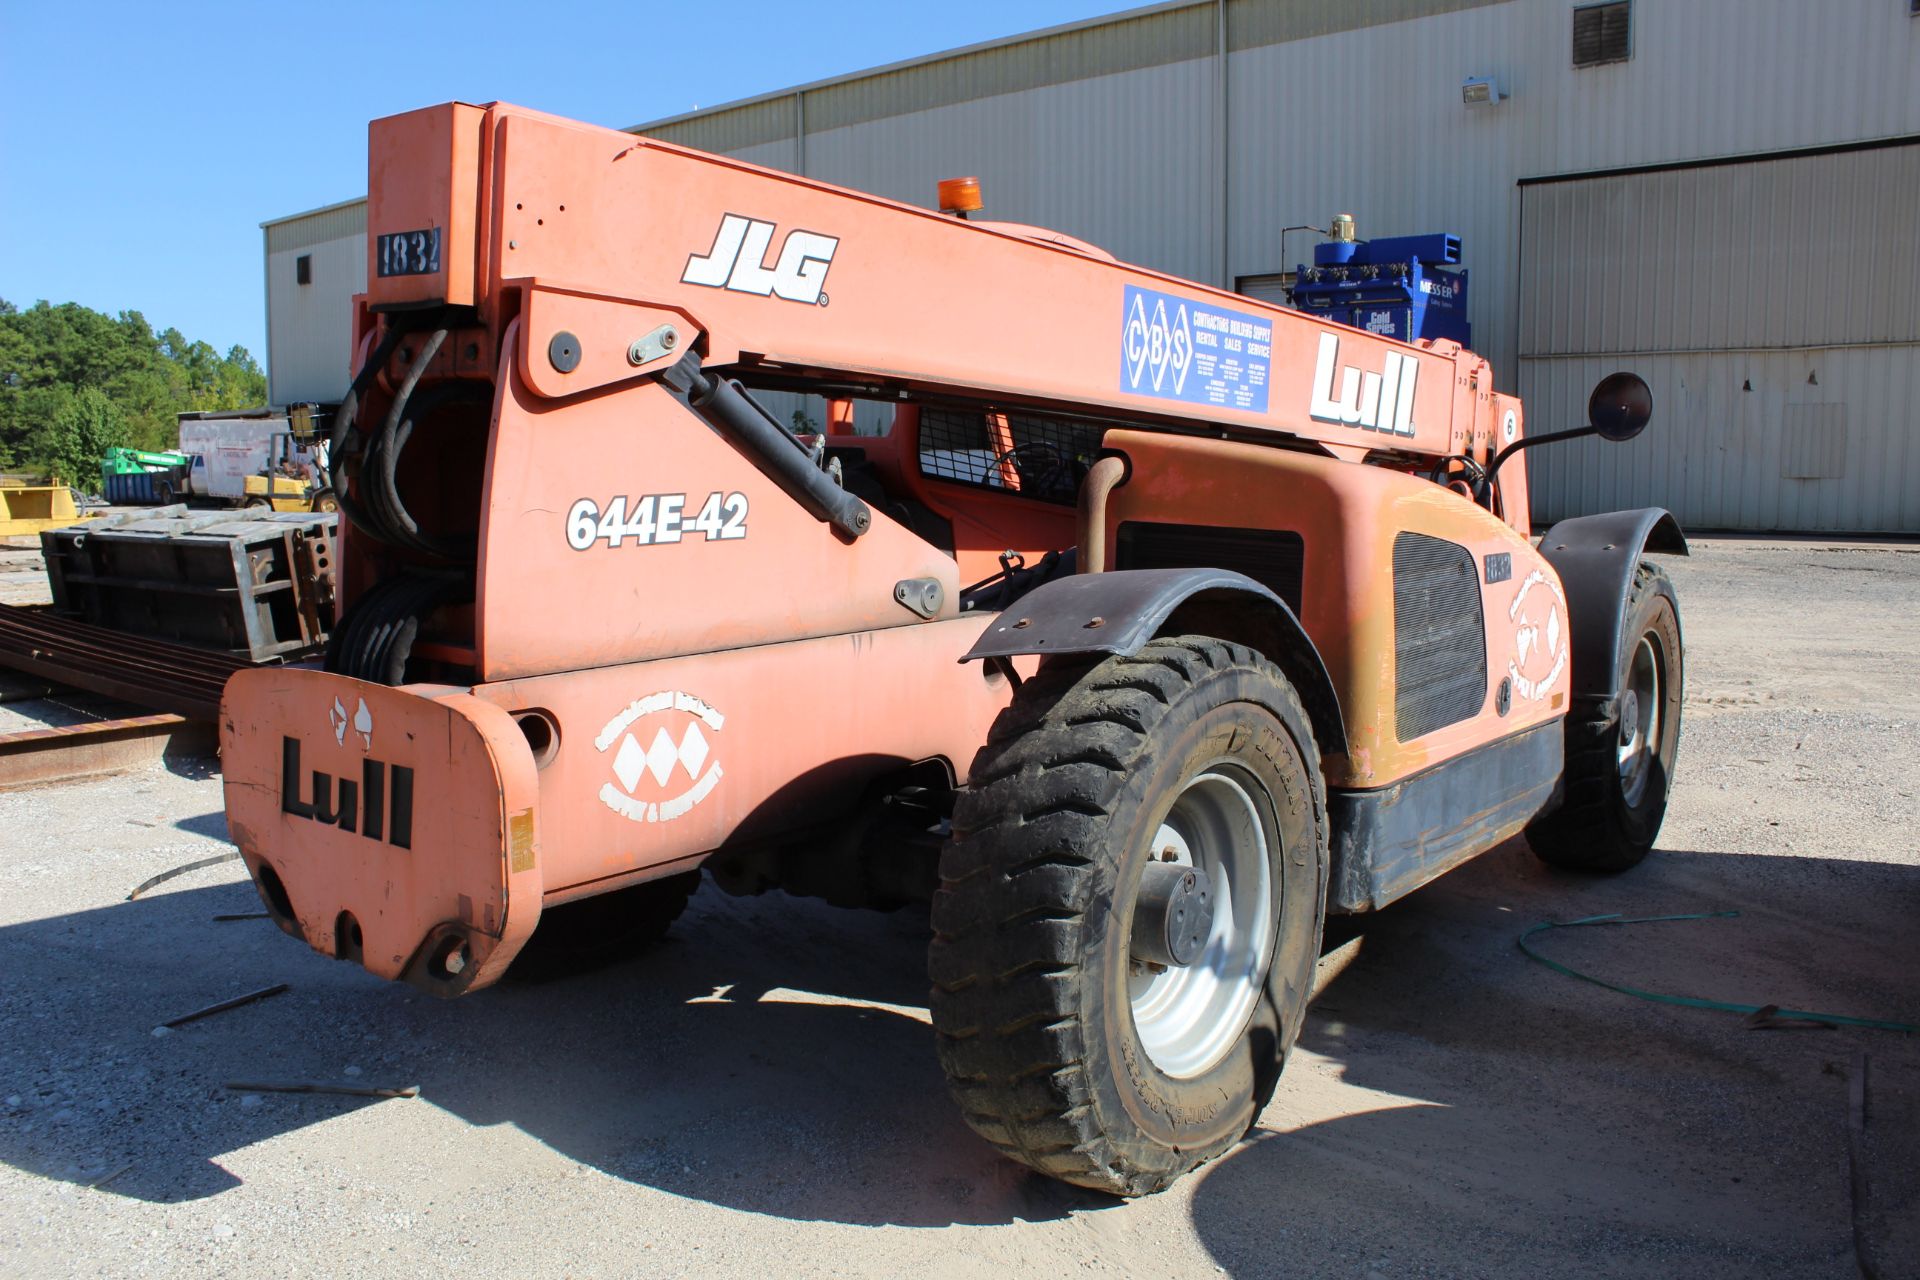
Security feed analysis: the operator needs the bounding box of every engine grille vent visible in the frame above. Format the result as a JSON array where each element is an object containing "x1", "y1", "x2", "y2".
[
  {"x1": 1392, "y1": 532, "x2": 1486, "y2": 741},
  {"x1": 1114, "y1": 522, "x2": 1305, "y2": 614},
  {"x1": 1572, "y1": 1, "x2": 1632, "y2": 68},
  {"x1": 917, "y1": 409, "x2": 1104, "y2": 505}
]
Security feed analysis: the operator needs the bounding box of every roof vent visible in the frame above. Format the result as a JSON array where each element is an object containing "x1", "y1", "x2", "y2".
[{"x1": 1572, "y1": 1, "x2": 1632, "y2": 68}]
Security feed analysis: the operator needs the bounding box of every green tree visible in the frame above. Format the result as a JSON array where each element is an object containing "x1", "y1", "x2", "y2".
[
  {"x1": 31, "y1": 386, "x2": 129, "y2": 482},
  {"x1": 0, "y1": 297, "x2": 267, "y2": 477}
]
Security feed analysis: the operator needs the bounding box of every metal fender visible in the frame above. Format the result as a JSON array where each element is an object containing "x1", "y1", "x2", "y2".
[
  {"x1": 961, "y1": 567, "x2": 1346, "y2": 755},
  {"x1": 1537, "y1": 508, "x2": 1688, "y2": 701}
]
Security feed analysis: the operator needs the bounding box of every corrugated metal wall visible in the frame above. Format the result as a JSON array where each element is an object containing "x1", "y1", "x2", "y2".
[
  {"x1": 261, "y1": 0, "x2": 1920, "y2": 526},
  {"x1": 265, "y1": 226, "x2": 366, "y2": 406},
  {"x1": 1519, "y1": 142, "x2": 1920, "y2": 531},
  {"x1": 263, "y1": 200, "x2": 365, "y2": 256},
  {"x1": 804, "y1": 55, "x2": 1223, "y2": 287},
  {"x1": 1522, "y1": 348, "x2": 1918, "y2": 532}
]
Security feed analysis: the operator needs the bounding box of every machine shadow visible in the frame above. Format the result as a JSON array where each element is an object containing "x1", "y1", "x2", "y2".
[
  {"x1": 0, "y1": 868, "x2": 1105, "y2": 1227},
  {"x1": 1186, "y1": 840, "x2": 1920, "y2": 1278}
]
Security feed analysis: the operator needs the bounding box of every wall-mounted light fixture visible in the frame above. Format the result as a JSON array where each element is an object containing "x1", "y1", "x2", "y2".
[{"x1": 1462, "y1": 76, "x2": 1508, "y2": 107}]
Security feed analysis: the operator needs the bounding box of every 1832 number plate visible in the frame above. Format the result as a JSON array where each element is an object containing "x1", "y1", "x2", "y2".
[{"x1": 376, "y1": 228, "x2": 442, "y2": 278}]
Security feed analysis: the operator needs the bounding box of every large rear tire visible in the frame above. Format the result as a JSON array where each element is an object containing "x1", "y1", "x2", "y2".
[
  {"x1": 930, "y1": 637, "x2": 1327, "y2": 1196},
  {"x1": 1527, "y1": 562, "x2": 1683, "y2": 871}
]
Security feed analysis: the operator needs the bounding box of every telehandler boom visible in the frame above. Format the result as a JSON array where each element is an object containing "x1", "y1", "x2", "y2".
[{"x1": 222, "y1": 101, "x2": 1687, "y2": 1195}]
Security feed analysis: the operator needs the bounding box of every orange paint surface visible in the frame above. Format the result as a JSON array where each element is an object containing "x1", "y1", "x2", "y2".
[{"x1": 224, "y1": 100, "x2": 1566, "y2": 994}]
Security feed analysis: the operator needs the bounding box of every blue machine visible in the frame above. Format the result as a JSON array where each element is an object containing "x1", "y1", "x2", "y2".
[{"x1": 1292, "y1": 229, "x2": 1470, "y2": 348}]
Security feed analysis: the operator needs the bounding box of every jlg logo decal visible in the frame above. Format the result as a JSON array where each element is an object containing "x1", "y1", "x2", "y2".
[{"x1": 682, "y1": 214, "x2": 838, "y2": 305}]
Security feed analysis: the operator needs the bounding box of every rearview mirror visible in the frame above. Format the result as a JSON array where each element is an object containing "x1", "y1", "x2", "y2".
[{"x1": 1588, "y1": 372, "x2": 1652, "y2": 443}]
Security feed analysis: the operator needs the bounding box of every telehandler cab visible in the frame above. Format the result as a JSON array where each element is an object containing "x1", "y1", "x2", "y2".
[{"x1": 222, "y1": 102, "x2": 1687, "y2": 1195}]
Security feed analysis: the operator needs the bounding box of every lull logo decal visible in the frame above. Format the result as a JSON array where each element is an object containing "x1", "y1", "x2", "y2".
[
  {"x1": 281, "y1": 737, "x2": 413, "y2": 849},
  {"x1": 1508, "y1": 570, "x2": 1568, "y2": 702},
  {"x1": 1308, "y1": 332, "x2": 1418, "y2": 437},
  {"x1": 593, "y1": 691, "x2": 725, "y2": 824},
  {"x1": 682, "y1": 214, "x2": 838, "y2": 305}
]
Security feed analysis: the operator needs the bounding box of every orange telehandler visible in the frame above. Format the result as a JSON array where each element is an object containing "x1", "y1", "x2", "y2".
[{"x1": 221, "y1": 102, "x2": 1687, "y2": 1195}]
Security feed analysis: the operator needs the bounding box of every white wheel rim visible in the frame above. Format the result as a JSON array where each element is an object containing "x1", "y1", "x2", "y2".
[
  {"x1": 1617, "y1": 635, "x2": 1661, "y2": 807},
  {"x1": 1128, "y1": 765, "x2": 1276, "y2": 1079}
]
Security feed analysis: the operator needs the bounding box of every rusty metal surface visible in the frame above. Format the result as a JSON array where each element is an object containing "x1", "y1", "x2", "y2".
[
  {"x1": 0, "y1": 712, "x2": 216, "y2": 791},
  {"x1": 40, "y1": 506, "x2": 336, "y2": 661},
  {"x1": 0, "y1": 603, "x2": 252, "y2": 721}
]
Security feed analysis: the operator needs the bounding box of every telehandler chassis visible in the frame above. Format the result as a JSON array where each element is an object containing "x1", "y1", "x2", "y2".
[{"x1": 223, "y1": 101, "x2": 1687, "y2": 1194}]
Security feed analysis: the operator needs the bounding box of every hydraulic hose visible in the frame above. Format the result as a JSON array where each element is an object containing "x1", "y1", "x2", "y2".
[
  {"x1": 325, "y1": 570, "x2": 469, "y2": 685},
  {"x1": 367, "y1": 379, "x2": 488, "y2": 560},
  {"x1": 328, "y1": 324, "x2": 409, "y2": 533},
  {"x1": 363, "y1": 329, "x2": 447, "y2": 551}
]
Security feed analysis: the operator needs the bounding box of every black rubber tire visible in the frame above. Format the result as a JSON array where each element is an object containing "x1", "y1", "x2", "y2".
[
  {"x1": 310, "y1": 488, "x2": 340, "y2": 513},
  {"x1": 244, "y1": 496, "x2": 273, "y2": 510},
  {"x1": 1527, "y1": 562, "x2": 1683, "y2": 872},
  {"x1": 929, "y1": 637, "x2": 1328, "y2": 1196},
  {"x1": 507, "y1": 871, "x2": 700, "y2": 982}
]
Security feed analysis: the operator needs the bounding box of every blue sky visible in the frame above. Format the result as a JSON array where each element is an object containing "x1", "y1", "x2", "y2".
[{"x1": 0, "y1": 0, "x2": 1127, "y2": 360}]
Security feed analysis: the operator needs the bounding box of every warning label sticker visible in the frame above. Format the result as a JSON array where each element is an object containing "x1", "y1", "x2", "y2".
[{"x1": 1119, "y1": 284, "x2": 1272, "y2": 414}]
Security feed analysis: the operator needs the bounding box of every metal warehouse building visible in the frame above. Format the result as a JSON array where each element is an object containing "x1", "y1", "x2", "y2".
[{"x1": 262, "y1": 0, "x2": 1920, "y2": 532}]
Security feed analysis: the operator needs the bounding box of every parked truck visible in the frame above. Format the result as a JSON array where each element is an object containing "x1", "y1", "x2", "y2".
[
  {"x1": 176, "y1": 410, "x2": 336, "y2": 511},
  {"x1": 221, "y1": 102, "x2": 1687, "y2": 1196}
]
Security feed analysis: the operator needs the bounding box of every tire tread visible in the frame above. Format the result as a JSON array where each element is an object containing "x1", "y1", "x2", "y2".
[{"x1": 930, "y1": 637, "x2": 1319, "y2": 1195}]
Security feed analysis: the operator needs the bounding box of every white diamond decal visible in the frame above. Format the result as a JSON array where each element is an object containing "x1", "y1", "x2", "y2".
[
  {"x1": 678, "y1": 722, "x2": 709, "y2": 779},
  {"x1": 645, "y1": 726, "x2": 678, "y2": 787},
  {"x1": 595, "y1": 689, "x2": 729, "y2": 826},
  {"x1": 613, "y1": 734, "x2": 648, "y2": 793}
]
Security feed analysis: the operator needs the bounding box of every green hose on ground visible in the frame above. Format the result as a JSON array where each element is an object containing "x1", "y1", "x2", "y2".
[{"x1": 1517, "y1": 911, "x2": 1916, "y2": 1033}]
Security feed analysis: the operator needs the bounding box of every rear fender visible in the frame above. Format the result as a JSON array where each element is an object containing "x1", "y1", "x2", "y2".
[
  {"x1": 1537, "y1": 508, "x2": 1687, "y2": 702},
  {"x1": 220, "y1": 668, "x2": 544, "y2": 996},
  {"x1": 961, "y1": 567, "x2": 1346, "y2": 756}
]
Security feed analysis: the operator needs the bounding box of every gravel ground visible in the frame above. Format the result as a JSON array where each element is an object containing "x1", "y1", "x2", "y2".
[{"x1": 0, "y1": 538, "x2": 1915, "y2": 1279}]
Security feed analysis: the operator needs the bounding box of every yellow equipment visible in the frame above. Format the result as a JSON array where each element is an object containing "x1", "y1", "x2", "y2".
[
  {"x1": 242, "y1": 434, "x2": 338, "y2": 513},
  {"x1": 0, "y1": 480, "x2": 102, "y2": 537}
]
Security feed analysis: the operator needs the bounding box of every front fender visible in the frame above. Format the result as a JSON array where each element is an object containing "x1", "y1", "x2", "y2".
[
  {"x1": 1537, "y1": 508, "x2": 1688, "y2": 700},
  {"x1": 961, "y1": 567, "x2": 1346, "y2": 756}
]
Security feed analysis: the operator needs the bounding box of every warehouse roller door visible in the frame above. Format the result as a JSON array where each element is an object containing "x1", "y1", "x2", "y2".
[{"x1": 1517, "y1": 140, "x2": 1920, "y2": 533}]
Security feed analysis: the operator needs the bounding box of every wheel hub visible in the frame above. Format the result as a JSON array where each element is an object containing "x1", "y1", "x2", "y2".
[
  {"x1": 1130, "y1": 861, "x2": 1215, "y2": 969},
  {"x1": 1127, "y1": 767, "x2": 1276, "y2": 1080},
  {"x1": 1616, "y1": 635, "x2": 1662, "y2": 807}
]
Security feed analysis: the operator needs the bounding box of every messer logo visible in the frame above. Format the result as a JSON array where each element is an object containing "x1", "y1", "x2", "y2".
[{"x1": 682, "y1": 214, "x2": 839, "y2": 306}]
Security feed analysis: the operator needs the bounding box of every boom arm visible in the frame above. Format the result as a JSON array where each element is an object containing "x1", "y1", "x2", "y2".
[
  {"x1": 332, "y1": 101, "x2": 1534, "y2": 685},
  {"x1": 364, "y1": 102, "x2": 1512, "y2": 468}
]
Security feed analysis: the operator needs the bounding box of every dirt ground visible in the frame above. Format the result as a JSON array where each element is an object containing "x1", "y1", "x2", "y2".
[{"x1": 0, "y1": 537, "x2": 1915, "y2": 1279}]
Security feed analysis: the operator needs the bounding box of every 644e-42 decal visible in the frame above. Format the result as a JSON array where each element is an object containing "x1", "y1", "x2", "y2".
[{"x1": 566, "y1": 492, "x2": 748, "y2": 550}]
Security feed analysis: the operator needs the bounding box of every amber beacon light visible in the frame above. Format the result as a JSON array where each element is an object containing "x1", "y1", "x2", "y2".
[{"x1": 937, "y1": 176, "x2": 984, "y2": 217}]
